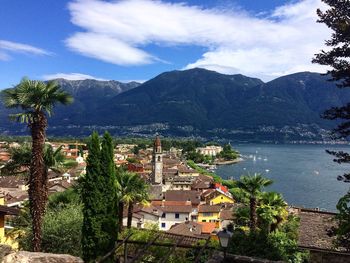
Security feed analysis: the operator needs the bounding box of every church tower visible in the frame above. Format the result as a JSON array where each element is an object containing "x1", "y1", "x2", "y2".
[{"x1": 152, "y1": 136, "x2": 163, "y2": 184}]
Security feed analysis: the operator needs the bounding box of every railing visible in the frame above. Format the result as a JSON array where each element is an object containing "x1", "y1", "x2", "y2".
[{"x1": 97, "y1": 230, "x2": 216, "y2": 263}]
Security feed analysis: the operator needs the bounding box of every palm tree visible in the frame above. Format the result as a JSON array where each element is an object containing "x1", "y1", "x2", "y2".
[
  {"x1": 2, "y1": 143, "x2": 65, "y2": 176},
  {"x1": 115, "y1": 170, "x2": 149, "y2": 231},
  {"x1": 126, "y1": 176, "x2": 149, "y2": 228},
  {"x1": 236, "y1": 173, "x2": 273, "y2": 231},
  {"x1": 1, "y1": 78, "x2": 73, "y2": 251},
  {"x1": 257, "y1": 192, "x2": 287, "y2": 233}
]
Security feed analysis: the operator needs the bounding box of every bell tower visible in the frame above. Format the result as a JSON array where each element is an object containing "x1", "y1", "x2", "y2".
[{"x1": 152, "y1": 136, "x2": 163, "y2": 184}]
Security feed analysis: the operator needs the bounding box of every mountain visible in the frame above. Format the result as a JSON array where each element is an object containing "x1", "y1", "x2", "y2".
[
  {"x1": 0, "y1": 79, "x2": 140, "y2": 135},
  {"x1": 1, "y1": 68, "x2": 349, "y2": 142}
]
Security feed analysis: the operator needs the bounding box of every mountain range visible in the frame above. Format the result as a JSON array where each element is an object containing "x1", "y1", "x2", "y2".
[{"x1": 1, "y1": 68, "x2": 349, "y2": 142}]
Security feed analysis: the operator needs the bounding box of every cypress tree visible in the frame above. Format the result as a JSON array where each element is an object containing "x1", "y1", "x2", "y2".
[
  {"x1": 100, "y1": 132, "x2": 118, "y2": 251},
  {"x1": 81, "y1": 132, "x2": 107, "y2": 262}
]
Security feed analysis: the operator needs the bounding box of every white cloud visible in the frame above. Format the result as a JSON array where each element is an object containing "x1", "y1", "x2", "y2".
[
  {"x1": 0, "y1": 40, "x2": 52, "y2": 60},
  {"x1": 42, "y1": 73, "x2": 107, "y2": 81},
  {"x1": 66, "y1": 0, "x2": 331, "y2": 81}
]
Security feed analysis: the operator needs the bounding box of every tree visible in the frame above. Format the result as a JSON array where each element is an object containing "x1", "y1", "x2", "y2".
[
  {"x1": 236, "y1": 173, "x2": 273, "y2": 231},
  {"x1": 0, "y1": 78, "x2": 73, "y2": 251},
  {"x1": 126, "y1": 176, "x2": 149, "y2": 228},
  {"x1": 332, "y1": 191, "x2": 350, "y2": 251},
  {"x1": 312, "y1": 0, "x2": 350, "y2": 249},
  {"x1": 312, "y1": 1, "x2": 350, "y2": 180},
  {"x1": 257, "y1": 192, "x2": 288, "y2": 233},
  {"x1": 115, "y1": 171, "x2": 148, "y2": 231},
  {"x1": 81, "y1": 132, "x2": 119, "y2": 262},
  {"x1": 100, "y1": 132, "x2": 118, "y2": 248}
]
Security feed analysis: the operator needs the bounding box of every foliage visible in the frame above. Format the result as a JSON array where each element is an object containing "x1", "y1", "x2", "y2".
[
  {"x1": 100, "y1": 132, "x2": 119, "y2": 240},
  {"x1": 186, "y1": 151, "x2": 214, "y2": 164},
  {"x1": 217, "y1": 144, "x2": 239, "y2": 160},
  {"x1": 330, "y1": 191, "x2": 350, "y2": 251},
  {"x1": 19, "y1": 203, "x2": 83, "y2": 257},
  {"x1": 81, "y1": 132, "x2": 118, "y2": 262},
  {"x1": 0, "y1": 78, "x2": 73, "y2": 252},
  {"x1": 229, "y1": 216, "x2": 309, "y2": 262},
  {"x1": 117, "y1": 228, "x2": 217, "y2": 263},
  {"x1": 1, "y1": 143, "x2": 66, "y2": 176},
  {"x1": 236, "y1": 173, "x2": 273, "y2": 230},
  {"x1": 126, "y1": 157, "x2": 138, "y2": 163},
  {"x1": 115, "y1": 170, "x2": 149, "y2": 229},
  {"x1": 14, "y1": 189, "x2": 83, "y2": 256},
  {"x1": 312, "y1": 0, "x2": 350, "y2": 249}
]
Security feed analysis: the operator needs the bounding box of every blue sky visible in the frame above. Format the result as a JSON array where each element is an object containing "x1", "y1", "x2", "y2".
[{"x1": 0, "y1": 0, "x2": 329, "y2": 88}]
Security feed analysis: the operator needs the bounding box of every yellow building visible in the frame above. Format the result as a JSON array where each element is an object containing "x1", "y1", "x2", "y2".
[
  {"x1": 204, "y1": 189, "x2": 235, "y2": 205},
  {"x1": 0, "y1": 196, "x2": 19, "y2": 249},
  {"x1": 198, "y1": 204, "x2": 221, "y2": 228}
]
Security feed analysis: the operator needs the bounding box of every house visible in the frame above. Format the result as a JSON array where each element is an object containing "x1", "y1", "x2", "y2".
[
  {"x1": 219, "y1": 208, "x2": 234, "y2": 229},
  {"x1": 0, "y1": 195, "x2": 19, "y2": 248},
  {"x1": 152, "y1": 203, "x2": 193, "y2": 231},
  {"x1": 202, "y1": 188, "x2": 234, "y2": 205},
  {"x1": 198, "y1": 204, "x2": 221, "y2": 227},
  {"x1": 122, "y1": 204, "x2": 161, "y2": 229},
  {"x1": 191, "y1": 175, "x2": 214, "y2": 191},
  {"x1": 164, "y1": 190, "x2": 201, "y2": 206},
  {"x1": 177, "y1": 165, "x2": 199, "y2": 177},
  {"x1": 127, "y1": 163, "x2": 144, "y2": 173}
]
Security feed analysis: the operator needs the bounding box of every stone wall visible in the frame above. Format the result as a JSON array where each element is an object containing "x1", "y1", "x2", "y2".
[
  {"x1": 207, "y1": 251, "x2": 284, "y2": 263},
  {"x1": 309, "y1": 250, "x2": 350, "y2": 263},
  {"x1": 2, "y1": 251, "x2": 83, "y2": 263}
]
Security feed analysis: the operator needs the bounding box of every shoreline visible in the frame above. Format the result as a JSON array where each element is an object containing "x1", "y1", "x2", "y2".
[{"x1": 214, "y1": 157, "x2": 243, "y2": 165}]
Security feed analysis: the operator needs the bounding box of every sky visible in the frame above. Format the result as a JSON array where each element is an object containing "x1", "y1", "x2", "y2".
[{"x1": 0, "y1": 0, "x2": 331, "y2": 88}]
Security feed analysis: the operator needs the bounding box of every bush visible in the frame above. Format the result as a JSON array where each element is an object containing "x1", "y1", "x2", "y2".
[
  {"x1": 228, "y1": 216, "x2": 309, "y2": 262},
  {"x1": 19, "y1": 203, "x2": 83, "y2": 257}
]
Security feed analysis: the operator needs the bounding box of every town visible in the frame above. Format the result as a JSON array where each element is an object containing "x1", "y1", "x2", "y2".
[{"x1": 0, "y1": 136, "x2": 344, "y2": 262}]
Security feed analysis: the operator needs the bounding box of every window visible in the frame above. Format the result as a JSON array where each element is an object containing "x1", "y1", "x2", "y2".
[
  {"x1": 203, "y1": 212, "x2": 213, "y2": 217},
  {"x1": 221, "y1": 196, "x2": 223, "y2": 199},
  {"x1": 175, "y1": 213, "x2": 180, "y2": 219},
  {"x1": 161, "y1": 223, "x2": 166, "y2": 228},
  {"x1": 158, "y1": 156, "x2": 161, "y2": 161},
  {"x1": 202, "y1": 220, "x2": 206, "y2": 222},
  {"x1": 162, "y1": 213, "x2": 166, "y2": 218}
]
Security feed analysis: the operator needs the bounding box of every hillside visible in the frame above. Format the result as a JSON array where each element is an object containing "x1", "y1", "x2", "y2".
[{"x1": 1, "y1": 68, "x2": 349, "y2": 141}]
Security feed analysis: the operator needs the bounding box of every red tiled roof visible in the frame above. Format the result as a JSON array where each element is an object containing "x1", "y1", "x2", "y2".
[{"x1": 197, "y1": 222, "x2": 216, "y2": 234}]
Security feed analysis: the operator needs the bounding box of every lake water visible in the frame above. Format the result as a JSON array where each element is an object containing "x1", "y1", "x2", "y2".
[{"x1": 215, "y1": 144, "x2": 350, "y2": 212}]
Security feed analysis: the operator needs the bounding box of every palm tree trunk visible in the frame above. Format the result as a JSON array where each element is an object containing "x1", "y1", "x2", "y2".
[
  {"x1": 29, "y1": 112, "x2": 47, "y2": 252},
  {"x1": 127, "y1": 202, "x2": 134, "y2": 228},
  {"x1": 118, "y1": 201, "x2": 124, "y2": 232},
  {"x1": 250, "y1": 197, "x2": 257, "y2": 231}
]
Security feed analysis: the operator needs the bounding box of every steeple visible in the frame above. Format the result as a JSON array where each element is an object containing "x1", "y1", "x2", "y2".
[{"x1": 152, "y1": 136, "x2": 163, "y2": 184}]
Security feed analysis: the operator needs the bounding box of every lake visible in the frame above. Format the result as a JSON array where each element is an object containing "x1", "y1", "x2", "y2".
[{"x1": 215, "y1": 144, "x2": 350, "y2": 212}]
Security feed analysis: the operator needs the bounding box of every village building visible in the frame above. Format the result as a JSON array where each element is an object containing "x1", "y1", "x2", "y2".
[
  {"x1": 0, "y1": 193, "x2": 19, "y2": 248},
  {"x1": 202, "y1": 188, "x2": 234, "y2": 205},
  {"x1": 196, "y1": 145, "x2": 223, "y2": 156},
  {"x1": 198, "y1": 204, "x2": 222, "y2": 227}
]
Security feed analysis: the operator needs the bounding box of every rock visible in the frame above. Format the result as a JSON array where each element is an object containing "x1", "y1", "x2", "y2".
[
  {"x1": 2, "y1": 251, "x2": 83, "y2": 263},
  {"x1": 0, "y1": 245, "x2": 13, "y2": 262}
]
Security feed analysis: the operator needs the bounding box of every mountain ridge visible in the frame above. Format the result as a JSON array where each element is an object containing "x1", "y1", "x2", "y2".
[{"x1": 0, "y1": 68, "x2": 348, "y2": 141}]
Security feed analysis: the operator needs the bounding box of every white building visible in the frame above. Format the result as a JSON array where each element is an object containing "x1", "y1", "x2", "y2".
[{"x1": 196, "y1": 145, "x2": 223, "y2": 156}]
